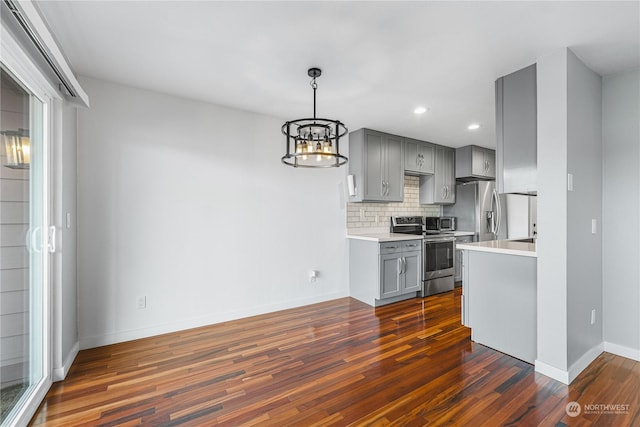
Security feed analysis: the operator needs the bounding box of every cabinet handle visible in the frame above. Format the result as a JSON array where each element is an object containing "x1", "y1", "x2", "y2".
[
  {"x1": 402, "y1": 257, "x2": 407, "y2": 274},
  {"x1": 397, "y1": 257, "x2": 402, "y2": 275},
  {"x1": 385, "y1": 245, "x2": 398, "y2": 249},
  {"x1": 405, "y1": 243, "x2": 418, "y2": 247}
]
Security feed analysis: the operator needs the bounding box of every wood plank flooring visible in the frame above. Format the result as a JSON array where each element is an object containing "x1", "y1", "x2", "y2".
[{"x1": 31, "y1": 289, "x2": 639, "y2": 426}]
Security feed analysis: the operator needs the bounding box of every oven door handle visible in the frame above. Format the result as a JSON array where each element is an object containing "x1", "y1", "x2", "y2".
[{"x1": 424, "y1": 237, "x2": 456, "y2": 243}]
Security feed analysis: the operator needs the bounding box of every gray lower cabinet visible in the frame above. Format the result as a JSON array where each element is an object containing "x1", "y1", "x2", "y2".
[
  {"x1": 404, "y1": 138, "x2": 435, "y2": 175},
  {"x1": 454, "y1": 235, "x2": 474, "y2": 282},
  {"x1": 349, "y1": 239, "x2": 422, "y2": 307},
  {"x1": 348, "y1": 128, "x2": 404, "y2": 202},
  {"x1": 456, "y1": 145, "x2": 495, "y2": 180},
  {"x1": 419, "y1": 145, "x2": 455, "y2": 204},
  {"x1": 496, "y1": 63, "x2": 537, "y2": 194}
]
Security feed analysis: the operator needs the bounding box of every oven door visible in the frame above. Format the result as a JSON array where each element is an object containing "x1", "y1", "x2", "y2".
[{"x1": 424, "y1": 237, "x2": 455, "y2": 280}]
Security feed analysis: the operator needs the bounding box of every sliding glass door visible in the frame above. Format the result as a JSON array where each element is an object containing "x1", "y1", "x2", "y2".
[{"x1": 0, "y1": 67, "x2": 50, "y2": 426}]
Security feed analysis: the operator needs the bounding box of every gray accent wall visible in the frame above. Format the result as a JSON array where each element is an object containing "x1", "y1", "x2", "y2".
[
  {"x1": 536, "y1": 48, "x2": 569, "y2": 372},
  {"x1": 602, "y1": 70, "x2": 640, "y2": 354},
  {"x1": 536, "y1": 48, "x2": 604, "y2": 381},
  {"x1": 566, "y1": 50, "x2": 603, "y2": 367}
]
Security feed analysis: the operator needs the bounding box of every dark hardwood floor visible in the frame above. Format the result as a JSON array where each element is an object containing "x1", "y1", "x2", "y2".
[{"x1": 31, "y1": 288, "x2": 639, "y2": 426}]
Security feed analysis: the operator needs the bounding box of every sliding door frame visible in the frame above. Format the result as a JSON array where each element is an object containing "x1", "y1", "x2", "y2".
[{"x1": 1, "y1": 23, "x2": 59, "y2": 427}]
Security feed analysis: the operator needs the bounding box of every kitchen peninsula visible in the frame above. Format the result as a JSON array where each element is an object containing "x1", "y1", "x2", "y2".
[{"x1": 458, "y1": 239, "x2": 537, "y2": 364}]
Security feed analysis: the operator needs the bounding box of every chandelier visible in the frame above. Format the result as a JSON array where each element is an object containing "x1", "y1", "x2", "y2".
[
  {"x1": 1, "y1": 128, "x2": 30, "y2": 169},
  {"x1": 281, "y1": 68, "x2": 348, "y2": 168}
]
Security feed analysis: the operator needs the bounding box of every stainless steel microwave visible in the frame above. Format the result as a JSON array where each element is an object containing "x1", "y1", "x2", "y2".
[{"x1": 439, "y1": 217, "x2": 456, "y2": 232}]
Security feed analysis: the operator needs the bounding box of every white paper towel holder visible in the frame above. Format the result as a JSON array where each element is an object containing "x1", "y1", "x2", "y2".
[{"x1": 347, "y1": 174, "x2": 356, "y2": 197}]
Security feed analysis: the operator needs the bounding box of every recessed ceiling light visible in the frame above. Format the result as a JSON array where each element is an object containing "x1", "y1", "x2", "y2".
[
  {"x1": 414, "y1": 106, "x2": 427, "y2": 115},
  {"x1": 467, "y1": 123, "x2": 481, "y2": 130}
]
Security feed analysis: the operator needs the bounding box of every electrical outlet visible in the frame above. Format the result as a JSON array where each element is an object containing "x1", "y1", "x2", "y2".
[
  {"x1": 591, "y1": 309, "x2": 596, "y2": 325},
  {"x1": 137, "y1": 296, "x2": 146, "y2": 309},
  {"x1": 591, "y1": 219, "x2": 597, "y2": 234},
  {"x1": 567, "y1": 173, "x2": 574, "y2": 191}
]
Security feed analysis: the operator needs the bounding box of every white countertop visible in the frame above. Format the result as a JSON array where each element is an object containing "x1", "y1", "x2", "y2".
[
  {"x1": 452, "y1": 231, "x2": 475, "y2": 237},
  {"x1": 457, "y1": 239, "x2": 537, "y2": 258},
  {"x1": 346, "y1": 232, "x2": 423, "y2": 243},
  {"x1": 347, "y1": 230, "x2": 476, "y2": 242}
]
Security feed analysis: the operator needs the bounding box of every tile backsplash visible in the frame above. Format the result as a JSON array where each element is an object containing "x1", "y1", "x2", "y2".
[{"x1": 347, "y1": 175, "x2": 441, "y2": 229}]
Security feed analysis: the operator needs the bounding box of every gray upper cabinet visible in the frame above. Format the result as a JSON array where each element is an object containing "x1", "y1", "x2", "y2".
[
  {"x1": 496, "y1": 63, "x2": 537, "y2": 194},
  {"x1": 348, "y1": 128, "x2": 404, "y2": 202},
  {"x1": 456, "y1": 145, "x2": 496, "y2": 180},
  {"x1": 404, "y1": 138, "x2": 435, "y2": 175},
  {"x1": 420, "y1": 145, "x2": 456, "y2": 204}
]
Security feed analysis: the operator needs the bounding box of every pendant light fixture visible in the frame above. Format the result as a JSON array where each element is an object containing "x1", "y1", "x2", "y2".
[
  {"x1": 1, "y1": 128, "x2": 30, "y2": 169},
  {"x1": 281, "y1": 68, "x2": 348, "y2": 168}
]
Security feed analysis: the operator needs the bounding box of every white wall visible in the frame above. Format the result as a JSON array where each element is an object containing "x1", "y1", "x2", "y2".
[
  {"x1": 51, "y1": 99, "x2": 79, "y2": 379},
  {"x1": 566, "y1": 50, "x2": 603, "y2": 367},
  {"x1": 536, "y1": 48, "x2": 604, "y2": 383},
  {"x1": 76, "y1": 76, "x2": 349, "y2": 349},
  {"x1": 602, "y1": 69, "x2": 640, "y2": 359}
]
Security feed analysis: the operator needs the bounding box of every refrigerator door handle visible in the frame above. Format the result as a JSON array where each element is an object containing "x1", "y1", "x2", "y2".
[{"x1": 493, "y1": 189, "x2": 502, "y2": 238}]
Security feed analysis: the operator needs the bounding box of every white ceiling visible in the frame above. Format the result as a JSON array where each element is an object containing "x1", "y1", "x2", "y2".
[{"x1": 36, "y1": 1, "x2": 639, "y2": 148}]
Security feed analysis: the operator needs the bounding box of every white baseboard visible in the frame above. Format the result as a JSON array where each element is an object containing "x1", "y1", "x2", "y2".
[
  {"x1": 53, "y1": 341, "x2": 79, "y2": 381},
  {"x1": 604, "y1": 341, "x2": 640, "y2": 361},
  {"x1": 535, "y1": 359, "x2": 569, "y2": 384},
  {"x1": 536, "y1": 343, "x2": 604, "y2": 385},
  {"x1": 568, "y1": 342, "x2": 603, "y2": 383},
  {"x1": 79, "y1": 291, "x2": 349, "y2": 350}
]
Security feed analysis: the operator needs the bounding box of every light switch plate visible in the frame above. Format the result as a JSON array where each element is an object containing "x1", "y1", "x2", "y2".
[
  {"x1": 591, "y1": 219, "x2": 597, "y2": 234},
  {"x1": 567, "y1": 173, "x2": 574, "y2": 191}
]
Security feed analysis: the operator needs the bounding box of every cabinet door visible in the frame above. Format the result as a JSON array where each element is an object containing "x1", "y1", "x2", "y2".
[
  {"x1": 380, "y1": 254, "x2": 402, "y2": 299},
  {"x1": 444, "y1": 147, "x2": 455, "y2": 203},
  {"x1": 384, "y1": 134, "x2": 404, "y2": 202},
  {"x1": 436, "y1": 147, "x2": 455, "y2": 203},
  {"x1": 421, "y1": 142, "x2": 435, "y2": 174},
  {"x1": 433, "y1": 146, "x2": 447, "y2": 203},
  {"x1": 484, "y1": 149, "x2": 496, "y2": 179},
  {"x1": 402, "y1": 251, "x2": 422, "y2": 293},
  {"x1": 404, "y1": 138, "x2": 420, "y2": 174},
  {"x1": 471, "y1": 146, "x2": 486, "y2": 177},
  {"x1": 405, "y1": 139, "x2": 434, "y2": 176},
  {"x1": 496, "y1": 64, "x2": 537, "y2": 194},
  {"x1": 363, "y1": 131, "x2": 385, "y2": 201}
]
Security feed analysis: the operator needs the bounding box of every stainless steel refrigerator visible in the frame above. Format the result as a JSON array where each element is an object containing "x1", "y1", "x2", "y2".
[{"x1": 443, "y1": 181, "x2": 536, "y2": 241}]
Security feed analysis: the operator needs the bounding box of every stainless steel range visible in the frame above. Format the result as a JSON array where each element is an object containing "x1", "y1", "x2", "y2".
[{"x1": 391, "y1": 216, "x2": 455, "y2": 297}]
